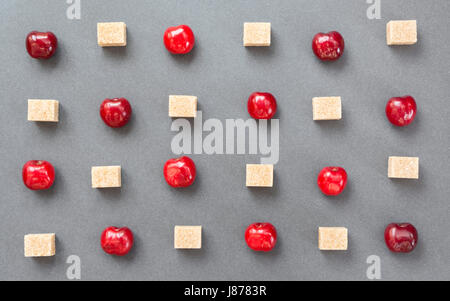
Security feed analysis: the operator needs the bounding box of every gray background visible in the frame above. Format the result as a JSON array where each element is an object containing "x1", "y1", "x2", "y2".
[{"x1": 0, "y1": 0, "x2": 449, "y2": 281}]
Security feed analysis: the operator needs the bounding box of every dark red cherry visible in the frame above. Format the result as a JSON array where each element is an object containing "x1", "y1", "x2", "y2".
[
  {"x1": 26, "y1": 31, "x2": 58, "y2": 59},
  {"x1": 100, "y1": 98, "x2": 132, "y2": 128},
  {"x1": 384, "y1": 223, "x2": 418, "y2": 253}
]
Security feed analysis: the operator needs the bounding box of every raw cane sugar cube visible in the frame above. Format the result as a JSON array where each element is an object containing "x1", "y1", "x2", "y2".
[
  {"x1": 24, "y1": 233, "x2": 55, "y2": 257},
  {"x1": 169, "y1": 95, "x2": 197, "y2": 118},
  {"x1": 91, "y1": 166, "x2": 121, "y2": 188},
  {"x1": 318, "y1": 227, "x2": 348, "y2": 251},
  {"x1": 174, "y1": 226, "x2": 202, "y2": 249},
  {"x1": 243, "y1": 22, "x2": 271, "y2": 46},
  {"x1": 388, "y1": 156, "x2": 419, "y2": 179},
  {"x1": 97, "y1": 22, "x2": 127, "y2": 47},
  {"x1": 387, "y1": 20, "x2": 417, "y2": 45},
  {"x1": 27, "y1": 99, "x2": 59, "y2": 122},
  {"x1": 246, "y1": 164, "x2": 273, "y2": 187},
  {"x1": 312, "y1": 97, "x2": 342, "y2": 120}
]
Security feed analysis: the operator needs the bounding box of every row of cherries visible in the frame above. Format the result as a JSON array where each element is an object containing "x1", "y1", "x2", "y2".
[
  {"x1": 27, "y1": 25, "x2": 344, "y2": 60},
  {"x1": 99, "y1": 222, "x2": 417, "y2": 256},
  {"x1": 23, "y1": 159, "x2": 346, "y2": 194},
  {"x1": 24, "y1": 26, "x2": 418, "y2": 256}
]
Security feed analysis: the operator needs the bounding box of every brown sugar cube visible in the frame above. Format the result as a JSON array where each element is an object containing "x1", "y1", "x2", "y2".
[
  {"x1": 243, "y1": 22, "x2": 271, "y2": 46},
  {"x1": 312, "y1": 97, "x2": 342, "y2": 120},
  {"x1": 387, "y1": 20, "x2": 417, "y2": 45},
  {"x1": 318, "y1": 227, "x2": 348, "y2": 251},
  {"x1": 24, "y1": 233, "x2": 56, "y2": 257},
  {"x1": 97, "y1": 22, "x2": 127, "y2": 47},
  {"x1": 27, "y1": 99, "x2": 59, "y2": 122},
  {"x1": 174, "y1": 226, "x2": 202, "y2": 249},
  {"x1": 388, "y1": 156, "x2": 419, "y2": 179},
  {"x1": 246, "y1": 164, "x2": 273, "y2": 187},
  {"x1": 169, "y1": 95, "x2": 197, "y2": 118},
  {"x1": 91, "y1": 166, "x2": 121, "y2": 188}
]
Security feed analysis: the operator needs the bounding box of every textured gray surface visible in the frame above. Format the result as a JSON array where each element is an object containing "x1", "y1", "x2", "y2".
[{"x1": 0, "y1": 0, "x2": 449, "y2": 281}]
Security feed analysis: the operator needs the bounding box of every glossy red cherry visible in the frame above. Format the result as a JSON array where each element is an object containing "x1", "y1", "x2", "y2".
[
  {"x1": 100, "y1": 226, "x2": 134, "y2": 256},
  {"x1": 22, "y1": 160, "x2": 55, "y2": 190},
  {"x1": 100, "y1": 98, "x2": 132, "y2": 128},
  {"x1": 26, "y1": 31, "x2": 58, "y2": 59},
  {"x1": 163, "y1": 25, "x2": 195, "y2": 54},
  {"x1": 245, "y1": 223, "x2": 277, "y2": 252},
  {"x1": 385, "y1": 96, "x2": 417, "y2": 127},
  {"x1": 384, "y1": 223, "x2": 418, "y2": 253},
  {"x1": 312, "y1": 31, "x2": 345, "y2": 61},
  {"x1": 317, "y1": 166, "x2": 347, "y2": 196},
  {"x1": 247, "y1": 92, "x2": 277, "y2": 119},
  {"x1": 164, "y1": 156, "x2": 196, "y2": 188}
]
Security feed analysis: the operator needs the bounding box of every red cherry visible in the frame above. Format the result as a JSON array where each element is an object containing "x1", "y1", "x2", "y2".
[
  {"x1": 22, "y1": 160, "x2": 55, "y2": 190},
  {"x1": 384, "y1": 223, "x2": 418, "y2": 253},
  {"x1": 163, "y1": 25, "x2": 195, "y2": 54},
  {"x1": 26, "y1": 31, "x2": 58, "y2": 59},
  {"x1": 312, "y1": 31, "x2": 345, "y2": 61},
  {"x1": 317, "y1": 166, "x2": 347, "y2": 196},
  {"x1": 385, "y1": 96, "x2": 417, "y2": 127},
  {"x1": 100, "y1": 226, "x2": 134, "y2": 256},
  {"x1": 247, "y1": 92, "x2": 277, "y2": 119},
  {"x1": 100, "y1": 98, "x2": 132, "y2": 128},
  {"x1": 245, "y1": 223, "x2": 277, "y2": 252},
  {"x1": 163, "y1": 156, "x2": 196, "y2": 188}
]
